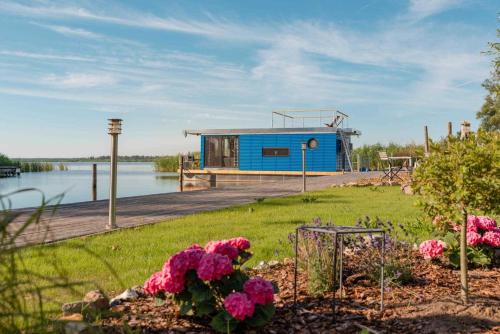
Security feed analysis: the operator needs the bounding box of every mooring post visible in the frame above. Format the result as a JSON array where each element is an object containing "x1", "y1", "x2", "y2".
[
  {"x1": 179, "y1": 154, "x2": 184, "y2": 192},
  {"x1": 448, "y1": 122, "x2": 453, "y2": 137},
  {"x1": 107, "y1": 119, "x2": 122, "y2": 230},
  {"x1": 424, "y1": 126, "x2": 430, "y2": 157},
  {"x1": 357, "y1": 154, "x2": 361, "y2": 172},
  {"x1": 92, "y1": 163, "x2": 97, "y2": 201}
]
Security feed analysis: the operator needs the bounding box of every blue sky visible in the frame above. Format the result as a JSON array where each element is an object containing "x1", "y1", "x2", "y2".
[{"x1": 0, "y1": 0, "x2": 497, "y2": 157}]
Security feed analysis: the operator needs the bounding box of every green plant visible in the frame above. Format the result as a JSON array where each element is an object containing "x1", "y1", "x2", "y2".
[
  {"x1": 413, "y1": 130, "x2": 500, "y2": 302},
  {"x1": 301, "y1": 196, "x2": 318, "y2": 203}
]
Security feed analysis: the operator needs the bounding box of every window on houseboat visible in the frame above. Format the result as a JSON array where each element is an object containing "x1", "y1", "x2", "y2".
[
  {"x1": 262, "y1": 148, "x2": 290, "y2": 157},
  {"x1": 204, "y1": 136, "x2": 239, "y2": 168}
]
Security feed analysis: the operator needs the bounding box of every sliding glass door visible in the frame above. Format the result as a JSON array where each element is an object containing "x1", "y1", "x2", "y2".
[{"x1": 204, "y1": 136, "x2": 239, "y2": 168}]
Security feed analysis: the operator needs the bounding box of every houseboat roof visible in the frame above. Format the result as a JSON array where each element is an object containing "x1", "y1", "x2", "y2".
[{"x1": 184, "y1": 127, "x2": 361, "y2": 137}]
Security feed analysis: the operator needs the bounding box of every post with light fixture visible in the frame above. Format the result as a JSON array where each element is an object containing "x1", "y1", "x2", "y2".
[
  {"x1": 107, "y1": 119, "x2": 122, "y2": 230},
  {"x1": 460, "y1": 120, "x2": 471, "y2": 140},
  {"x1": 301, "y1": 143, "x2": 307, "y2": 192},
  {"x1": 459, "y1": 119, "x2": 471, "y2": 303}
]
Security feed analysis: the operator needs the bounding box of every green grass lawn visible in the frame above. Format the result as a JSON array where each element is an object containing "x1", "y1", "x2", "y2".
[{"x1": 20, "y1": 186, "x2": 427, "y2": 312}]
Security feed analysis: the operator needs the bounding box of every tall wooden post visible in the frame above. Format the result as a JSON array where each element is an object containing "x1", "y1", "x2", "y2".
[
  {"x1": 357, "y1": 154, "x2": 361, "y2": 172},
  {"x1": 92, "y1": 163, "x2": 97, "y2": 201},
  {"x1": 179, "y1": 154, "x2": 184, "y2": 192},
  {"x1": 448, "y1": 122, "x2": 453, "y2": 137},
  {"x1": 424, "y1": 126, "x2": 430, "y2": 157}
]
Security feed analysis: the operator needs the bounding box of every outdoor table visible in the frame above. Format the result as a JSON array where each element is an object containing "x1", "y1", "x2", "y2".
[{"x1": 293, "y1": 225, "x2": 386, "y2": 320}]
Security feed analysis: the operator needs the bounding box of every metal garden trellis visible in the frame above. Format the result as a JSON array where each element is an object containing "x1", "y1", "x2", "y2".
[{"x1": 293, "y1": 225, "x2": 386, "y2": 320}]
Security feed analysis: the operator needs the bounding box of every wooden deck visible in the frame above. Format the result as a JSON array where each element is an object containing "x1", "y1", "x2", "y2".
[{"x1": 9, "y1": 172, "x2": 380, "y2": 247}]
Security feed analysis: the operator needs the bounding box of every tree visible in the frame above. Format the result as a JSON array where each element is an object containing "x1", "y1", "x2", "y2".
[
  {"x1": 477, "y1": 29, "x2": 500, "y2": 131},
  {"x1": 413, "y1": 130, "x2": 500, "y2": 303}
]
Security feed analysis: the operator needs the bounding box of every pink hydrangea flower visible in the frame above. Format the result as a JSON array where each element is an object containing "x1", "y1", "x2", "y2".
[
  {"x1": 243, "y1": 277, "x2": 274, "y2": 305},
  {"x1": 418, "y1": 240, "x2": 446, "y2": 259},
  {"x1": 186, "y1": 243, "x2": 203, "y2": 250},
  {"x1": 466, "y1": 215, "x2": 479, "y2": 233},
  {"x1": 205, "y1": 240, "x2": 239, "y2": 260},
  {"x1": 224, "y1": 292, "x2": 255, "y2": 321},
  {"x1": 228, "y1": 237, "x2": 251, "y2": 250},
  {"x1": 197, "y1": 253, "x2": 234, "y2": 281},
  {"x1": 482, "y1": 231, "x2": 500, "y2": 247},
  {"x1": 160, "y1": 269, "x2": 185, "y2": 293},
  {"x1": 476, "y1": 216, "x2": 497, "y2": 231},
  {"x1": 162, "y1": 251, "x2": 189, "y2": 277},
  {"x1": 144, "y1": 271, "x2": 163, "y2": 295},
  {"x1": 466, "y1": 232, "x2": 482, "y2": 246},
  {"x1": 184, "y1": 248, "x2": 205, "y2": 270}
]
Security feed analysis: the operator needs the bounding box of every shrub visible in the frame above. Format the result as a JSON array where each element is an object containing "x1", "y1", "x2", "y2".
[{"x1": 143, "y1": 238, "x2": 276, "y2": 333}]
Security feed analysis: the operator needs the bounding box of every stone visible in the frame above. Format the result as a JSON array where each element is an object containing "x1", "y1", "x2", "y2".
[
  {"x1": 268, "y1": 260, "x2": 279, "y2": 267},
  {"x1": 64, "y1": 321, "x2": 90, "y2": 334},
  {"x1": 253, "y1": 261, "x2": 269, "y2": 270},
  {"x1": 62, "y1": 301, "x2": 86, "y2": 315},
  {"x1": 109, "y1": 288, "x2": 140, "y2": 306},
  {"x1": 83, "y1": 290, "x2": 109, "y2": 311},
  {"x1": 401, "y1": 183, "x2": 414, "y2": 195}
]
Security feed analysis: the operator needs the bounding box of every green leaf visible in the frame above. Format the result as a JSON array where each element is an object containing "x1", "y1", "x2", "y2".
[
  {"x1": 187, "y1": 281, "x2": 212, "y2": 303},
  {"x1": 448, "y1": 251, "x2": 460, "y2": 269},
  {"x1": 244, "y1": 303, "x2": 275, "y2": 328},
  {"x1": 210, "y1": 310, "x2": 238, "y2": 333},
  {"x1": 154, "y1": 297, "x2": 166, "y2": 306},
  {"x1": 214, "y1": 270, "x2": 249, "y2": 297},
  {"x1": 195, "y1": 300, "x2": 216, "y2": 316},
  {"x1": 179, "y1": 302, "x2": 193, "y2": 316}
]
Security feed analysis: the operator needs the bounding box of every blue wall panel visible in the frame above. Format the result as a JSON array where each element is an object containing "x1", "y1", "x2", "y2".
[{"x1": 238, "y1": 133, "x2": 337, "y2": 171}]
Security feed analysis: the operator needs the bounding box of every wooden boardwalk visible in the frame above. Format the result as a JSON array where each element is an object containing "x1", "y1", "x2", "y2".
[{"x1": 9, "y1": 172, "x2": 380, "y2": 247}]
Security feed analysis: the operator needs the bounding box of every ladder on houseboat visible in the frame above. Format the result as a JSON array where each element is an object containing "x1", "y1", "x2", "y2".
[{"x1": 338, "y1": 130, "x2": 353, "y2": 172}]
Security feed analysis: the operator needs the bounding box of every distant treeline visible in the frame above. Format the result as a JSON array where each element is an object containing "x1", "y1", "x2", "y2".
[
  {"x1": 353, "y1": 142, "x2": 424, "y2": 170},
  {"x1": 1, "y1": 153, "x2": 68, "y2": 172},
  {"x1": 154, "y1": 152, "x2": 200, "y2": 172}
]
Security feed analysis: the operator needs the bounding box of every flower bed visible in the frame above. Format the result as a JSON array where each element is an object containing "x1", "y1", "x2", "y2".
[
  {"x1": 99, "y1": 255, "x2": 500, "y2": 333},
  {"x1": 142, "y1": 238, "x2": 276, "y2": 332}
]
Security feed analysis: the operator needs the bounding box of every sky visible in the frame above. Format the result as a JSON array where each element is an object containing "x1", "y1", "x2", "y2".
[{"x1": 0, "y1": 0, "x2": 498, "y2": 157}]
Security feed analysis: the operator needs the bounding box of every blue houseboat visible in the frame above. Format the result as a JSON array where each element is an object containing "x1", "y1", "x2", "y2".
[{"x1": 184, "y1": 110, "x2": 360, "y2": 178}]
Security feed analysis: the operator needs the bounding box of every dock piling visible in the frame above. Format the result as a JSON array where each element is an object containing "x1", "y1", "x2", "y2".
[{"x1": 92, "y1": 163, "x2": 97, "y2": 201}]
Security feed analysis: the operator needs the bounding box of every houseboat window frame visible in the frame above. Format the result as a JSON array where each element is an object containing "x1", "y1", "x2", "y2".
[
  {"x1": 262, "y1": 147, "x2": 290, "y2": 157},
  {"x1": 204, "y1": 135, "x2": 239, "y2": 169}
]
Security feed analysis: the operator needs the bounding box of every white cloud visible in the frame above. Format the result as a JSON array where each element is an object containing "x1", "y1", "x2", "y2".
[
  {"x1": 43, "y1": 73, "x2": 118, "y2": 88},
  {"x1": 407, "y1": 0, "x2": 463, "y2": 20},
  {"x1": 0, "y1": 50, "x2": 92, "y2": 62},
  {"x1": 33, "y1": 23, "x2": 102, "y2": 39}
]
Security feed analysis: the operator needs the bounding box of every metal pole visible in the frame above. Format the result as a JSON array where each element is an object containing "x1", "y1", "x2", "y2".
[
  {"x1": 332, "y1": 233, "x2": 338, "y2": 320},
  {"x1": 339, "y1": 235, "x2": 344, "y2": 299},
  {"x1": 424, "y1": 126, "x2": 430, "y2": 157},
  {"x1": 448, "y1": 122, "x2": 453, "y2": 137},
  {"x1": 92, "y1": 163, "x2": 97, "y2": 201},
  {"x1": 293, "y1": 228, "x2": 299, "y2": 313},
  {"x1": 108, "y1": 134, "x2": 118, "y2": 229},
  {"x1": 380, "y1": 232, "x2": 385, "y2": 311},
  {"x1": 301, "y1": 144, "x2": 306, "y2": 192}
]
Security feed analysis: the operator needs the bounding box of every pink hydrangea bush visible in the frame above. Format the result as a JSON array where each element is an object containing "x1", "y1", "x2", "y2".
[
  {"x1": 143, "y1": 237, "x2": 276, "y2": 333},
  {"x1": 418, "y1": 240, "x2": 446, "y2": 259},
  {"x1": 424, "y1": 215, "x2": 499, "y2": 267}
]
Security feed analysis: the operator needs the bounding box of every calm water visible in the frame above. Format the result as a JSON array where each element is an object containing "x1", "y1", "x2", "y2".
[{"x1": 0, "y1": 162, "x2": 179, "y2": 209}]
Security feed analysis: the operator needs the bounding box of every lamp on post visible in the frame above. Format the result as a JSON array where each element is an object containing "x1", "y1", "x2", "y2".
[
  {"x1": 107, "y1": 118, "x2": 122, "y2": 230},
  {"x1": 301, "y1": 138, "x2": 319, "y2": 193},
  {"x1": 460, "y1": 120, "x2": 471, "y2": 140},
  {"x1": 301, "y1": 143, "x2": 307, "y2": 192}
]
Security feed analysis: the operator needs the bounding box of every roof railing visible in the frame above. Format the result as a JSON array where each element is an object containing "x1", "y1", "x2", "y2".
[{"x1": 271, "y1": 108, "x2": 349, "y2": 129}]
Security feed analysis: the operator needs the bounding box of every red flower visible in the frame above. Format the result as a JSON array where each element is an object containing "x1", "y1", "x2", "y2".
[
  {"x1": 228, "y1": 237, "x2": 251, "y2": 250},
  {"x1": 243, "y1": 277, "x2": 274, "y2": 305},
  {"x1": 197, "y1": 253, "x2": 233, "y2": 281},
  {"x1": 205, "y1": 240, "x2": 239, "y2": 260},
  {"x1": 224, "y1": 292, "x2": 255, "y2": 320},
  {"x1": 144, "y1": 271, "x2": 163, "y2": 295}
]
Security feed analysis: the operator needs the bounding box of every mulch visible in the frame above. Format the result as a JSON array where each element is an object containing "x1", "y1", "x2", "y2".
[{"x1": 99, "y1": 258, "x2": 500, "y2": 333}]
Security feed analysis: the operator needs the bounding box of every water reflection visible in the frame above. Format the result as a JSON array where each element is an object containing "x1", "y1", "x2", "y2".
[{"x1": 0, "y1": 162, "x2": 179, "y2": 209}]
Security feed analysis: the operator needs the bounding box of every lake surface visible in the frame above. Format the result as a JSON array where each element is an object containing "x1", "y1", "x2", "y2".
[{"x1": 0, "y1": 162, "x2": 179, "y2": 209}]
